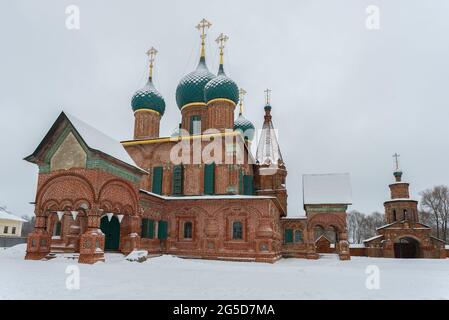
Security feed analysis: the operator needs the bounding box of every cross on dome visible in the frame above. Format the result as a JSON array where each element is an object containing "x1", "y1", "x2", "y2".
[
  {"x1": 196, "y1": 18, "x2": 212, "y2": 57},
  {"x1": 239, "y1": 88, "x2": 247, "y2": 115},
  {"x1": 264, "y1": 88, "x2": 272, "y2": 105},
  {"x1": 146, "y1": 47, "x2": 158, "y2": 80},
  {"x1": 393, "y1": 153, "x2": 400, "y2": 170}
]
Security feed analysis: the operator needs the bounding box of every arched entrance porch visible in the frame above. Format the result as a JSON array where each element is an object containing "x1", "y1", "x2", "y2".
[
  {"x1": 100, "y1": 215, "x2": 121, "y2": 251},
  {"x1": 394, "y1": 237, "x2": 420, "y2": 258}
]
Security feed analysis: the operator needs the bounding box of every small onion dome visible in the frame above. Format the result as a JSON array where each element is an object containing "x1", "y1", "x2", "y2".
[
  {"x1": 234, "y1": 114, "x2": 255, "y2": 141},
  {"x1": 175, "y1": 57, "x2": 215, "y2": 109},
  {"x1": 204, "y1": 64, "x2": 239, "y2": 104},
  {"x1": 393, "y1": 170, "x2": 403, "y2": 182},
  {"x1": 131, "y1": 79, "x2": 166, "y2": 115}
]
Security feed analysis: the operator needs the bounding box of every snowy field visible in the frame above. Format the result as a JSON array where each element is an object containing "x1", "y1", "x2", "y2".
[{"x1": 1, "y1": 244, "x2": 448, "y2": 300}]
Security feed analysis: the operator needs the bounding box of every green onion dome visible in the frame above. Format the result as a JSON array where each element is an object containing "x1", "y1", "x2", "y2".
[
  {"x1": 204, "y1": 64, "x2": 239, "y2": 104},
  {"x1": 234, "y1": 113, "x2": 255, "y2": 141},
  {"x1": 131, "y1": 79, "x2": 166, "y2": 115},
  {"x1": 175, "y1": 57, "x2": 215, "y2": 109}
]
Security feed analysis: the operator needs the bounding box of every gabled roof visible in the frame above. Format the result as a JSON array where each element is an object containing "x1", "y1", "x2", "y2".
[
  {"x1": 0, "y1": 211, "x2": 27, "y2": 223},
  {"x1": 303, "y1": 173, "x2": 352, "y2": 206},
  {"x1": 315, "y1": 234, "x2": 332, "y2": 243},
  {"x1": 363, "y1": 235, "x2": 383, "y2": 243},
  {"x1": 377, "y1": 221, "x2": 431, "y2": 231},
  {"x1": 25, "y1": 111, "x2": 146, "y2": 173},
  {"x1": 430, "y1": 236, "x2": 445, "y2": 243}
]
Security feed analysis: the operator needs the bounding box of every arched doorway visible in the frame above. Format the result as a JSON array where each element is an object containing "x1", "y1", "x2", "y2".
[
  {"x1": 100, "y1": 215, "x2": 120, "y2": 251},
  {"x1": 394, "y1": 237, "x2": 419, "y2": 258},
  {"x1": 314, "y1": 225, "x2": 325, "y2": 241}
]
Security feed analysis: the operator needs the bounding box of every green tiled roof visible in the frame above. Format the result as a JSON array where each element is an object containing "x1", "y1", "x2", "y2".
[
  {"x1": 176, "y1": 57, "x2": 215, "y2": 109},
  {"x1": 234, "y1": 114, "x2": 255, "y2": 141},
  {"x1": 204, "y1": 70, "x2": 239, "y2": 104},
  {"x1": 131, "y1": 79, "x2": 166, "y2": 115}
]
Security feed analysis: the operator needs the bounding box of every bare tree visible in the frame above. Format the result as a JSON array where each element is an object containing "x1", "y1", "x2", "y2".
[
  {"x1": 420, "y1": 185, "x2": 449, "y2": 242},
  {"x1": 347, "y1": 210, "x2": 385, "y2": 243}
]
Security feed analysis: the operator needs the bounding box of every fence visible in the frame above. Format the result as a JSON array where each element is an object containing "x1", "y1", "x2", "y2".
[{"x1": 0, "y1": 236, "x2": 27, "y2": 248}]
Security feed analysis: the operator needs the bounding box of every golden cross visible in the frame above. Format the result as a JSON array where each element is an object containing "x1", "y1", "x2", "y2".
[
  {"x1": 216, "y1": 33, "x2": 229, "y2": 50},
  {"x1": 239, "y1": 88, "x2": 247, "y2": 115},
  {"x1": 196, "y1": 18, "x2": 212, "y2": 57},
  {"x1": 216, "y1": 33, "x2": 229, "y2": 65},
  {"x1": 393, "y1": 153, "x2": 400, "y2": 170},
  {"x1": 146, "y1": 47, "x2": 158, "y2": 80},
  {"x1": 264, "y1": 88, "x2": 272, "y2": 105}
]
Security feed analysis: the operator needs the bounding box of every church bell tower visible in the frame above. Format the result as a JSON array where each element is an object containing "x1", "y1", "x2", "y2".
[{"x1": 254, "y1": 90, "x2": 288, "y2": 215}]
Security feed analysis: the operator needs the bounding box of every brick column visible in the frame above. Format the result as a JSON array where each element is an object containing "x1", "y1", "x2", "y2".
[
  {"x1": 25, "y1": 209, "x2": 51, "y2": 260},
  {"x1": 78, "y1": 205, "x2": 105, "y2": 264},
  {"x1": 120, "y1": 215, "x2": 141, "y2": 255},
  {"x1": 337, "y1": 230, "x2": 351, "y2": 260}
]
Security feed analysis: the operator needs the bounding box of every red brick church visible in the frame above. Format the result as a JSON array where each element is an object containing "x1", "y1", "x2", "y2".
[{"x1": 23, "y1": 19, "x2": 444, "y2": 264}]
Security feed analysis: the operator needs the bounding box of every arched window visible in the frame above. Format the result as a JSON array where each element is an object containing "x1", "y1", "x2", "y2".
[
  {"x1": 294, "y1": 230, "x2": 303, "y2": 243},
  {"x1": 232, "y1": 221, "x2": 243, "y2": 240},
  {"x1": 403, "y1": 209, "x2": 408, "y2": 221},
  {"x1": 184, "y1": 221, "x2": 193, "y2": 239},
  {"x1": 54, "y1": 221, "x2": 62, "y2": 236},
  {"x1": 393, "y1": 209, "x2": 397, "y2": 221}
]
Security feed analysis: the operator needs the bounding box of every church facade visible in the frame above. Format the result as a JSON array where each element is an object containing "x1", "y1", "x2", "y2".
[
  {"x1": 23, "y1": 20, "x2": 352, "y2": 264},
  {"x1": 23, "y1": 19, "x2": 444, "y2": 265}
]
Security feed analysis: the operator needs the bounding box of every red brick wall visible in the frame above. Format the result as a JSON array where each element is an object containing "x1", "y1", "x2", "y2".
[
  {"x1": 134, "y1": 110, "x2": 160, "y2": 140},
  {"x1": 138, "y1": 193, "x2": 283, "y2": 262}
]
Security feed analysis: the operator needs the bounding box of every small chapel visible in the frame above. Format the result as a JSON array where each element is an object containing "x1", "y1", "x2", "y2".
[{"x1": 362, "y1": 155, "x2": 446, "y2": 259}]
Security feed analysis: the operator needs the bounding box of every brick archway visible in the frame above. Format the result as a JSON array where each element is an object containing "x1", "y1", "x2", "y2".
[{"x1": 394, "y1": 236, "x2": 420, "y2": 258}]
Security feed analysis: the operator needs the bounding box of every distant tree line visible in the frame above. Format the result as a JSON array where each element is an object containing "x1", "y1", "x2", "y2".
[
  {"x1": 347, "y1": 185, "x2": 449, "y2": 244},
  {"x1": 347, "y1": 210, "x2": 384, "y2": 244},
  {"x1": 419, "y1": 185, "x2": 449, "y2": 243}
]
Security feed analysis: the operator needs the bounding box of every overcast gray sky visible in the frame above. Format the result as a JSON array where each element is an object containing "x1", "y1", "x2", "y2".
[{"x1": 1, "y1": 0, "x2": 449, "y2": 217}]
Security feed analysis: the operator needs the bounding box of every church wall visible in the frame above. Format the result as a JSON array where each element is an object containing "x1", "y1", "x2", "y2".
[
  {"x1": 137, "y1": 193, "x2": 283, "y2": 263},
  {"x1": 124, "y1": 136, "x2": 255, "y2": 197},
  {"x1": 280, "y1": 218, "x2": 312, "y2": 258}
]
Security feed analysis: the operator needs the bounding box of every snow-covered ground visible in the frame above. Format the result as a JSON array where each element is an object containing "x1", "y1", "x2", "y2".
[{"x1": 1, "y1": 244, "x2": 448, "y2": 300}]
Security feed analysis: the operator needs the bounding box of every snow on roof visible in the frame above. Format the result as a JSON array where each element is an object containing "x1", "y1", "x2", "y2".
[
  {"x1": 0, "y1": 211, "x2": 27, "y2": 223},
  {"x1": 140, "y1": 190, "x2": 275, "y2": 200},
  {"x1": 349, "y1": 244, "x2": 366, "y2": 248},
  {"x1": 384, "y1": 198, "x2": 418, "y2": 202},
  {"x1": 281, "y1": 216, "x2": 308, "y2": 220},
  {"x1": 363, "y1": 235, "x2": 383, "y2": 243},
  {"x1": 65, "y1": 112, "x2": 145, "y2": 172},
  {"x1": 302, "y1": 173, "x2": 352, "y2": 205}
]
